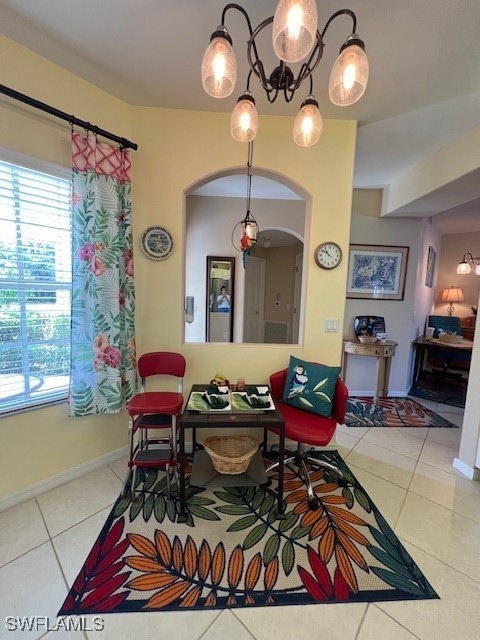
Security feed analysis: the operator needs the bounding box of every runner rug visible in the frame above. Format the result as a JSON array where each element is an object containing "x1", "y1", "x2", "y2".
[
  {"x1": 345, "y1": 397, "x2": 458, "y2": 428},
  {"x1": 408, "y1": 376, "x2": 466, "y2": 409},
  {"x1": 58, "y1": 450, "x2": 438, "y2": 615}
]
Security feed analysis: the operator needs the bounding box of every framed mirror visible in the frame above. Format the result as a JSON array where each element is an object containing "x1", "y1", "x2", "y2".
[{"x1": 206, "y1": 256, "x2": 235, "y2": 342}]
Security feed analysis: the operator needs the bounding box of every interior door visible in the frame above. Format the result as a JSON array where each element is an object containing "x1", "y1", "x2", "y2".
[{"x1": 243, "y1": 256, "x2": 265, "y2": 343}]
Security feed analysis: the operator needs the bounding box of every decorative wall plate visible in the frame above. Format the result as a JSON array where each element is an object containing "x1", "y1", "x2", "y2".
[{"x1": 141, "y1": 226, "x2": 173, "y2": 260}]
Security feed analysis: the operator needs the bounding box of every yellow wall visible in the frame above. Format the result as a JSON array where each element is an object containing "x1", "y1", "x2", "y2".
[{"x1": 0, "y1": 35, "x2": 357, "y2": 500}]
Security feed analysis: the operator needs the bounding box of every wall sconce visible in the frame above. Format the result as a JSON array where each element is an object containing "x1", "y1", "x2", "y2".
[
  {"x1": 457, "y1": 252, "x2": 480, "y2": 275},
  {"x1": 441, "y1": 286, "x2": 464, "y2": 316}
]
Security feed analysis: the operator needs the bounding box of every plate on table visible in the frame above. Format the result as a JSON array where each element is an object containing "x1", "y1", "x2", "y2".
[
  {"x1": 186, "y1": 387, "x2": 231, "y2": 412},
  {"x1": 231, "y1": 386, "x2": 274, "y2": 411}
]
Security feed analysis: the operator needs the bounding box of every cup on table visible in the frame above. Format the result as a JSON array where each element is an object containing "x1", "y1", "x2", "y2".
[
  {"x1": 235, "y1": 378, "x2": 246, "y2": 392},
  {"x1": 425, "y1": 327, "x2": 435, "y2": 340}
]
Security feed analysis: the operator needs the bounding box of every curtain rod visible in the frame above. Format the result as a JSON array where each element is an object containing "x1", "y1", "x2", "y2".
[{"x1": 0, "y1": 83, "x2": 138, "y2": 151}]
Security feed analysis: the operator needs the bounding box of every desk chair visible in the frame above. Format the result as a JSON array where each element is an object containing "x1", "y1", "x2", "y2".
[
  {"x1": 427, "y1": 315, "x2": 471, "y2": 377},
  {"x1": 123, "y1": 351, "x2": 186, "y2": 500},
  {"x1": 265, "y1": 367, "x2": 348, "y2": 510}
]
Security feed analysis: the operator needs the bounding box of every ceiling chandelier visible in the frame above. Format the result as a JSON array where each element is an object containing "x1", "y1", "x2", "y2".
[
  {"x1": 201, "y1": 1, "x2": 369, "y2": 147},
  {"x1": 457, "y1": 252, "x2": 480, "y2": 276}
]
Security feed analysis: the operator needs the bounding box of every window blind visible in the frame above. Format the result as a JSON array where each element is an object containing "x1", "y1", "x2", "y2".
[{"x1": 0, "y1": 158, "x2": 72, "y2": 414}]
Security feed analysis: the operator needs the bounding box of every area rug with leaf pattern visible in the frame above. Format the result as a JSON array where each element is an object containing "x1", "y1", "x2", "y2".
[
  {"x1": 345, "y1": 396, "x2": 458, "y2": 428},
  {"x1": 58, "y1": 450, "x2": 438, "y2": 614}
]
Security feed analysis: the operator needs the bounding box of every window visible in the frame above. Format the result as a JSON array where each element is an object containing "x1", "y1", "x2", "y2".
[{"x1": 0, "y1": 156, "x2": 71, "y2": 414}]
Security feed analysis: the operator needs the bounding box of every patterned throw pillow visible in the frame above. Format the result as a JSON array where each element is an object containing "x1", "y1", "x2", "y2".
[{"x1": 282, "y1": 356, "x2": 341, "y2": 417}]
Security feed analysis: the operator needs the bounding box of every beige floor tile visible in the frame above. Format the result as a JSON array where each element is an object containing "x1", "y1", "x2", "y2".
[
  {"x1": 410, "y1": 461, "x2": 480, "y2": 523},
  {"x1": 0, "y1": 499, "x2": 49, "y2": 567},
  {"x1": 358, "y1": 604, "x2": 419, "y2": 639},
  {"x1": 362, "y1": 428, "x2": 425, "y2": 460},
  {"x1": 202, "y1": 611, "x2": 255, "y2": 640},
  {"x1": 344, "y1": 440, "x2": 417, "y2": 489},
  {"x1": 377, "y1": 541, "x2": 480, "y2": 640},
  {"x1": 84, "y1": 610, "x2": 220, "y2": 640},
  {"x1": 388, "y1": 426, "x2": 429, "y2": 440},
  {"x1": 334, "y1": 428, "x2": 362, "y2": 456},
  {"x1": 108, "y1": 455, "x2": 130, "y2": 483},
  {"x1": 0, "y1": 543, "x2": 67, "y2": 640},
  {"x1": 395, "y1": 493, "x2": 480, "y2": 582},
  {"x1": 434, "y1": 410, "x2": 464, "y2": 427},
  {"x1": 426, "y1": 426, "x2": 462, "y2": 448},
  {"x1": 419, "y1": 440, "x2": 465, "y2": 477},
  {"x1": 37, "y1": 467, "x2": 122, "y2": 537},
  {"x1": 347, "y1": 464, "x2": 407, "y2": 526},
  {"x1": 53, "y1": 506, "x2": 113, "y2": 585},
  {"x1": 235, "y1": 602, "x2": 367, "y2": 640},
  {"x1": 337, "y1": 423, "x2": 371, "y2": 438}
]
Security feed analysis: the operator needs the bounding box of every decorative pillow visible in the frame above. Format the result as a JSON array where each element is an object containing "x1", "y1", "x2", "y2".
[{"x1": 282, "y1": 356, "x2": 341, "y2": 417}]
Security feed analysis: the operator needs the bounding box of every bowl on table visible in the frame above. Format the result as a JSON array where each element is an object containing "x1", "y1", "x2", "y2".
[{"x1": 358, "y1": 335, "x2": 378, "y2": 344}]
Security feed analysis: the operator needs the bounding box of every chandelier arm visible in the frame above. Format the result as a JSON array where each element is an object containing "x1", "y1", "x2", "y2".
[
  {"x1": 321, "y1": 9, "x2": 357, "y2": 39},
  {"x1": 221, "y1": 3, "x2": 254, "y2": 37},
  {"x1": 247, "y1": 16, "x2": 275, "y2": 88}
]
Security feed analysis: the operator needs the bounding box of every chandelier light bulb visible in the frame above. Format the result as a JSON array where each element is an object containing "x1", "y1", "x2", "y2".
[
  {"x1": 293, "y1": 96, "x2": 323, "y2": 147},
  {"x1": 230, "y1": 92, "x2": 258, "y2": 142},
  {"x1": 201, "y1": 30, "x2": 237, "y2": 98},
  {"x1": 329, "y1": 39, "x2": 369, "y2": 106},
  {"x1": 273, "y1": 0, "x2": 318, "y2": 63}
]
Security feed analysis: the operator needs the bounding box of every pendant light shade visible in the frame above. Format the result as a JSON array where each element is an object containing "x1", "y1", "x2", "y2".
[
  {"x1": 272, "y1": 0, "x2": 318, "y2": 63},
  {"x1": 328, "y1": 38, "x2": 369, "y2": 106},
  {"x1": 230, "y1": 92, "x2": 258, "y2": 142},
  {"x1": 201, "y1": 29, "x2": 237, "y2": 98},
  {"x1": 293, "y1": 96, "x2": 323, "y2": 147},
  {"x1": 457, "y1": 258, "x2": 471, "y2": 275}
]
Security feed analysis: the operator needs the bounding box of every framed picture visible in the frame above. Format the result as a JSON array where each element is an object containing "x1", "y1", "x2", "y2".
[
  {"x1": 346, "y1": 244, "x2": 409, "y2": 300},
  {"x1": 425, "y1": 245, "x2": 436, "y2": 288}
]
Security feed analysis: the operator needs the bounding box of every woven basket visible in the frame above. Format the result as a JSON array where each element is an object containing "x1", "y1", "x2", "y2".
[
  {"x1": 203, "y1": 434, "x2": 259, "y2": 475},
  {"x1": 438, "y1": 333, "x2": 462, "y2": 344}
]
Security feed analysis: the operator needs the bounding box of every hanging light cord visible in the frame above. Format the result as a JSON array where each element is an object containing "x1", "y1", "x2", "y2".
[{"x1": 246, "y1": 141, "x2": 253, "y2": 213}]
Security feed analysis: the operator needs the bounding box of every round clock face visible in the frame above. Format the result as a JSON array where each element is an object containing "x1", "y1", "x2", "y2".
[
  {"x1": 314, "y1": 242, "x2": 342, "y2": 270},
  {"x1": 141, "y1": 226, "x2": 173, "y2": 261}
]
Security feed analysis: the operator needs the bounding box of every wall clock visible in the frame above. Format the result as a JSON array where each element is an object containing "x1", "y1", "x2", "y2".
[
  {"x1": 141, "y1": 226, "x2": 173, "y2": 260},
  {"x1": 314, "y1": 242, "x2": 342, "y2": 270}
]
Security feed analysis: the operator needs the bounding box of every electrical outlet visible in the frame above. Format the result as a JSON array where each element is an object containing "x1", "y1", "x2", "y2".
[{"x1": 324, "y1": 318, "x2": 339, "y2": 332}]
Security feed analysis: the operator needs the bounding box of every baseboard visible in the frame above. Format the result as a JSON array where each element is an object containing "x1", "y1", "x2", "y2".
[
  {"x1": 347, "y1": 390, "x2": 409, "y2": 398},
  {"x1": 0, "y1": 446, "x2": 128, "y2": 512},
  {"x1": 452, "y1": 457, "x2": 480, "y2": 480}
]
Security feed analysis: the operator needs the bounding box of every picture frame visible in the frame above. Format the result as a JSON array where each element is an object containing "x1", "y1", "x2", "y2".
[
  {"x1": 346, "y1": 244, "x2": 409, "y2": 300},
  {"x1": 425, "y1": 245, "x2": 436, "y2": 288}
]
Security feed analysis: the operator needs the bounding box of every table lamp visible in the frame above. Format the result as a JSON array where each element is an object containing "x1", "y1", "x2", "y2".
[{"x1": 441, "y1": 286, "x2": 464, "y2": 316}]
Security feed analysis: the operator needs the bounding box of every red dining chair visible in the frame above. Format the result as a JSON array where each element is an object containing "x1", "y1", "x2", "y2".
[
  {"x1": 122, "y1": 351, "x2": 186, "y2": 501},
  {"x1": 265, "y1": 367, "x2": 348, "y2": 509}
]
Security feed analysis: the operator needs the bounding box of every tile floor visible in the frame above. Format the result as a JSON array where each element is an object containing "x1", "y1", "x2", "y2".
[{"x1": 1, "y1": 397, "x2": 480, "y2": 640}]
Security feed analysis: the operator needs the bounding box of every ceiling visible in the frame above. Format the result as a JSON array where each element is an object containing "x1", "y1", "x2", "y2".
[{"x1": 2, "y1": 0, "x2": 480, "y2": 234}]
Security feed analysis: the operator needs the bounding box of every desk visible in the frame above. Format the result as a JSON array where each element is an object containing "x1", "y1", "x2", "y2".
[
  {"x1": 411, "y1": 337, "x2": 473, "y2": 385},
  {"x1": 342, "y1": 339, "x2": 397, "y2": 404},
  {"x1": 178, "y1": 384, "x2": 285, "y2": 523}
]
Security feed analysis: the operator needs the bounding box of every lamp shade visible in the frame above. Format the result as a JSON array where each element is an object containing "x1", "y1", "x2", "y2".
[
  {"x1": 328, "y1": 41, "x2": 369, "y2": 106},
  {"x1": 457, "y1": 259, "x2": 471, "y2": 275},
  {"x1": 293, "y1": 96, "x2": 323, "y2": 147},
  {"x1": 441, "y1": 287, "x2": 464, "y2": 302},
  {"x1": 230, "y1": 92, "x2": 258, "y2": 142},
  {"x1": 272, "y1": 0, "x2": 318, "y2": 63},
  {"x1": 201, "y1": 33, "x2": 237, "y2": 98}
]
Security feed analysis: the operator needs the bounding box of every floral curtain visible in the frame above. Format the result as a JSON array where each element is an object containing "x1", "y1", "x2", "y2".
[{"x1": 69, "y1": 132, "x2": 136, "y2": 416}]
